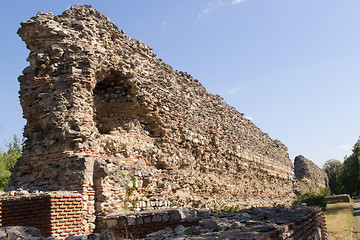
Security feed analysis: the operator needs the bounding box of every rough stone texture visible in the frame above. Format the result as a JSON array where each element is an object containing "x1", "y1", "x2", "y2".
[
  {"x1": 0, "y1": 206, "x2": 327, "y2": 240},
  {"x1": 293, "y1": 155, "x2": 329, "y2": 196},
  {"x1": 105, "y1": 208, "x2": 198, "y2": 238},
  {"x1": 9, "y1": 5, "x2": 294, "y2": 232},
  {"x1": 0, "y1": 226, "x2": 42, "y2": 239},
  {"x1": 0, "y1": 226, "x2": 115, "y2": 240},
  {"x1": 143, "y1": 205, "x2": 327, "y2": 240}
]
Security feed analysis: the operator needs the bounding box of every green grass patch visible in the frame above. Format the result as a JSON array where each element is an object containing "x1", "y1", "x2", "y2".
[{"x1": 325, "y1": 202, "x2": 354, "y2": 240}]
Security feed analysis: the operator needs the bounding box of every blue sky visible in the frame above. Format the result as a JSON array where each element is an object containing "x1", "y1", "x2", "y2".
[{"x1": 1, "y1": 0, "x2": 359, "y2": 168}]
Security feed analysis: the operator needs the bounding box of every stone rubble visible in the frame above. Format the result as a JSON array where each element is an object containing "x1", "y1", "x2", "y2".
[
  {"x1": 144, "y1": 205, "x2": 322, "y2": 240},
  {"x1": 0, "y1": 226, "x2": 116, "y2": 240},
  {"x1": 0, "y1": 226, "x2": 44, "y2": 240}
]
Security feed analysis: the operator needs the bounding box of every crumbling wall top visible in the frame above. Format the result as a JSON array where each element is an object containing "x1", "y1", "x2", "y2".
[{"x1": 294, "y1": 155, "x2": 329, "y2": 192}]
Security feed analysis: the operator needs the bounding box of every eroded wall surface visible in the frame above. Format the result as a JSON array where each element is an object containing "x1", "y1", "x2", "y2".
[
  {"x1": 10, "y1": 5, "x2": 294, "y2": 231},
  {"x1": 293, "y1": 155, "x2": 329, "y2": 195}
]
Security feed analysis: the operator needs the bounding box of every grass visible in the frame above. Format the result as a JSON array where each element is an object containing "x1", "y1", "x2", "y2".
[{"x1": 324, "y1": 201, "x2": 358, "y2": 240}]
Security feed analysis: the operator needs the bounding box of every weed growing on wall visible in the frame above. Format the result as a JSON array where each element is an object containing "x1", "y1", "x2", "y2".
[
  {"x1": 223, "y1": 205, "x2": 240, "y2": 212},
  {"x1": 121, "y1": 173, "x2": 138, "y2": 209}
]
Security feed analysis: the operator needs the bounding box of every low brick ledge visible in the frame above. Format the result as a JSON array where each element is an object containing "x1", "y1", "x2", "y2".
[
  {"x1": 260, "y1": 208, "x2": 327, "y2": 240},
  {"x1": 325, "y1": 194, "x2": 351, "y2": 204},
  {"x1": 105, "y1": 208, "x2": 199, "y2": 238}
]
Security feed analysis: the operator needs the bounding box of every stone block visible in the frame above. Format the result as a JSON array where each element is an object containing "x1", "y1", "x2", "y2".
[
  {"x1": 106, "y1": 219, "x2": 118, "y2": 228},
  {"x1": 136, "y1": 216, "x2": 144, "y2": 225},
  {"x1": 174, "y1": 225, "x2": 186, "y2": 234},
  {"x1": 144, "y1": 216, "x2": 152, "y2": 224},
  {"x1": 118, "y1": 217, "x2": 127, "y2": 226},
  {"x1": 200, "y1": 219, "x2": 219, "y2": 230},
  {"x1": 162, "y1": 213, "x2": 170, "y2": 222},
  {"x1": 127, "y1": 215, "x2": 136, "y2": 225},
  {"x1": 169, "y1": 209, "x2": 186, "y2": 222},
  {"x1": 152, "y1": 214, "x2": 162, "y2": 222}
]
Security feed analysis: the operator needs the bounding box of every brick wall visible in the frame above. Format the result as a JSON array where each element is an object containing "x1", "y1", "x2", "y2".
[
  {"x1": 0, "y1": 193, "x2": 84, "y2": 239},
  {"x1": 261, "y1": 208, "x2": 327, "y2": 240}
]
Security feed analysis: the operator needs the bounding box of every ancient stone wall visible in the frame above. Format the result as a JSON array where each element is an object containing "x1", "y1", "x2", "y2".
[
  {"x1": 10, "y1": 5, "x2": 294, "y2": 232},
  {"x1": 293, "y1": 155, "x2": 329, "y2": 195}
]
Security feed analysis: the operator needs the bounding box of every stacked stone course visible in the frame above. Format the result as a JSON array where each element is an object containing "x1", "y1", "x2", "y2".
[
  {"x1": 105, "y1": 209, "x2": 198, "y2": 239},
  {"x1": 4, "y1": 5, "x2": 300, "y2": 236}
]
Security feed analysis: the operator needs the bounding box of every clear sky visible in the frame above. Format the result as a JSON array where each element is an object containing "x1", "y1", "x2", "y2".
[{"x1": 1, "y1": 0, "x2": 359, "y2": 168}]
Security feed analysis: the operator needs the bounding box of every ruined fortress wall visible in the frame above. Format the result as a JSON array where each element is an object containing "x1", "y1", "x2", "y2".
[
  {"x1": 293, "y1": 155, "x2": 329, "y2": 195},
  {"x1": 10, "y1": 5, "x2": 294, "y2": 231}
]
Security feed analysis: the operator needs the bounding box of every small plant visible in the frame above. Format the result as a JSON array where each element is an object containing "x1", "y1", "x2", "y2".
[
  {"x1": 223, "y1": 205, "x2": 240, "y2": 212},
  {"x1": 293, "y1": 192, "x2": 327, "y2": 210},
  {"x1": 121, "y1": 174, "x2": 138, "y2": 209},
  {"x1": 300, "y1": 181, "x2": 310, "y2": 188}
]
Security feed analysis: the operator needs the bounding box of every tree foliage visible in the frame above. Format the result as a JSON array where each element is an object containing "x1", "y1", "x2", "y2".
[
  {"x1": 324, "y1": 137, "x2": 360, "y2": 196},
  {"x1": 0, "y1": 135, "x2": 23, "y2": 190},
  {"x1": 323, "y1": 159, "x2": 343, "y2": 194},
  {"x1": 338, "y1": 138, "x2": 360, "y2": 196}
]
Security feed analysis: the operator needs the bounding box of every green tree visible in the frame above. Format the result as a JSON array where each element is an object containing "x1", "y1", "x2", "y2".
[
  {"x1": 0, "y1": 135, "x2": 23, "y2": 190},
  {"x1": 323, "y1": 159, "x2": 343, "y2": 194},
  {"x1": 338, "y1": 138, "x2": 360, "y2": 196}
]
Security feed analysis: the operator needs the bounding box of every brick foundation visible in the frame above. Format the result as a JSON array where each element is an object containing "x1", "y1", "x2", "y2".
[
  {"x1": 0, "y1": 193, "x2": 84, "y2": 239},
  {"x1": 261, "y1": 208, "x2": 327, "y2": 240}
]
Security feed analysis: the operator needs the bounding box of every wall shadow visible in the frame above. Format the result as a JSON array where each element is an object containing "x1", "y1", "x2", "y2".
[{"x1": 1, "y1": 195, "x2": 52, "y2": 237}]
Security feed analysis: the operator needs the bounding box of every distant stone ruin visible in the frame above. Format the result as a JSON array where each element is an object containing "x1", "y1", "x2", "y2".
[
  {"x1": 293, "y1": 155, "x2": 329, "y2": 196},
  {"x1": 5, "y1": 5, "x2": 296, "y2": 236}
]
